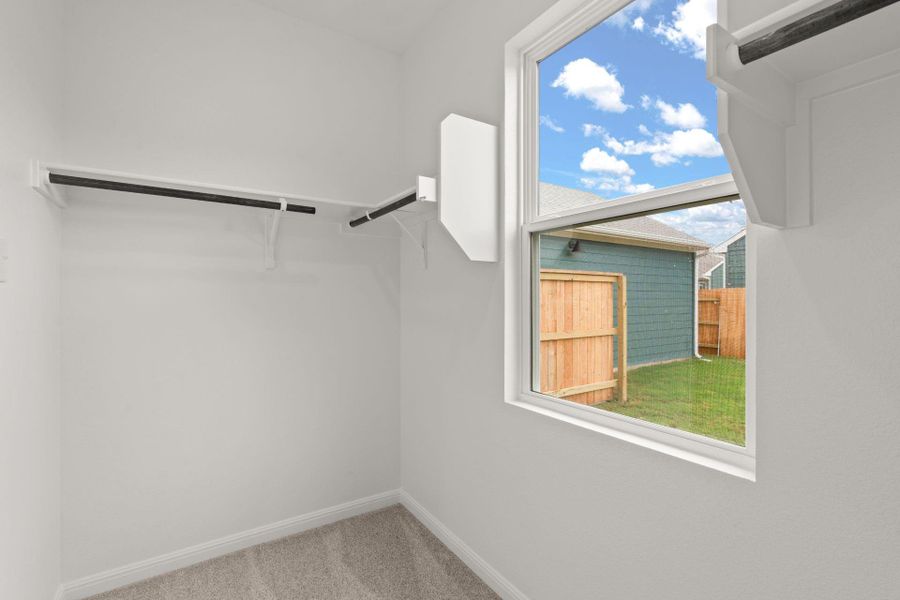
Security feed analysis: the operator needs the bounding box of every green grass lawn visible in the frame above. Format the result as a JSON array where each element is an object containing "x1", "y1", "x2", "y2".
[{"x1": 595, "y1": 357, "x2": 746, "y2": 446}]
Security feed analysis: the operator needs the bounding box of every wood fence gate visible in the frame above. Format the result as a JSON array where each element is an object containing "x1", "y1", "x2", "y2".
[{"x1": 538, "y1": 269, "x2": 627, "y2": 405}]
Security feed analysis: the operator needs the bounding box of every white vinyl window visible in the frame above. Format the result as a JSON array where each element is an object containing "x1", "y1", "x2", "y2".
[{"x1": 504, "y1": 0, "x2": 755, "y2": 479}]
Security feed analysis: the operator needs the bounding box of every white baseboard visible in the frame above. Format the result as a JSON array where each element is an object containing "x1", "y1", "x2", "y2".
[
  {"x1": 398, "y1": 491, "x2": 531, "y2": 600},
  {"x1": 58, "y1": 488, "x2": 528, "y2": 600},
  {"x1": 59, "y1": 489, "x2": 401, "y2": 600}
]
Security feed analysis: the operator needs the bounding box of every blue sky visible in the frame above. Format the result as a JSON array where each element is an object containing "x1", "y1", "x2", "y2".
[{"x1": 538, "y1": 0, "x2": 745, "y2": 244}]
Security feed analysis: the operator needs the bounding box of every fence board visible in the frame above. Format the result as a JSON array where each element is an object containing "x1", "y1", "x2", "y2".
[{"x1": 698, "y1": 288, "x2": 746, "y2": 359}]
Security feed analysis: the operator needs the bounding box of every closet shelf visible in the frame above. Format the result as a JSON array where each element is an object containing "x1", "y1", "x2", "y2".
[
  {"x1": 31, "y1": 160, "x2": 370, "y2": 224},
  {"x1": 344, "y1": 113, "x2": 500, "y2": 264},
  {"x1": 707, "y1": 0, "x2": 900, "y2": 229},
  {"x1": 33, "y1": 112, "x2": 500, "y2": 265}
]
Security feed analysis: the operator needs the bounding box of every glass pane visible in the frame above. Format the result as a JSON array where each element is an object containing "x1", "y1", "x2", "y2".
[
  {"x1": 534, "y1": 197, "x2": 746, "y2": 446},
  {"x1": 538, "y1": 0, "x2": 727, "y2": 214}
]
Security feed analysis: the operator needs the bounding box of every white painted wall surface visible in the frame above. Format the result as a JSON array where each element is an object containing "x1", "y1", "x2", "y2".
[
  {"x1": 399, "y1": 1, "x2": 900, "y2": 599},
  {"x1": 725, "y1": 0, "x2": 797, "y2": 32},
  {"x1": 62, "y1": 191, "x2": 401, "y2": 580},
  {"x1": 62, "y1": 0, "x2": 406, "y2": 206},
  {"x1": 0, "y1": 1, "x2": 64, "y2": 599},
  {"x1": 59, "y1": 0, "x2": 405, "y2": 581}
]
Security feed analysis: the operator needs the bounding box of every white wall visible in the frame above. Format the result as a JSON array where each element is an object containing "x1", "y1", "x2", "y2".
[
  {"x1": 399, "y1": 1, "x2": 900, "y2": 599},
  {"x1": 62, "y1": 0, "x2": 406, "y2": 205},
  {"x1": 60, "y1": 0, "x2": 404, "y2": 581},
  {"x1": 0, "y1": 1, "x2": 64, "y2": 599},
  {"x1": 62, "y1": 192, "x2": 401, "y2": 580}
]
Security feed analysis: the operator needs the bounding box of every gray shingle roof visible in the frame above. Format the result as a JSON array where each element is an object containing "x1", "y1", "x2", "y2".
[
  {"x1": 697, "y1": 252, "x2": 725, "y2": 276},
  {"x1": 539, "y1": 182, "x2": 709, "y2": 250}
]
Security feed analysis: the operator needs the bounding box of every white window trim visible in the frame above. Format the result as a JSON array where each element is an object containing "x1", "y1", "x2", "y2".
[{"x1": 503, "y1": 0, "x2": 756, "y2": 480}]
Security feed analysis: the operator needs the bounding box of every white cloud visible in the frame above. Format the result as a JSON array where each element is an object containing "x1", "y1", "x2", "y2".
[
  {"x1": 551, "y1": 58, "x2": 629, "y2": 113},
  {"x1": 640, "y1": 94, "x2": 652, "y2": 109},
  {"x1": 579, "y1": 147, "x2": 653, "y2": 196},
  {"x1": 638, "y1": 124, "x2": 651, "y2": 136},
  {"x1": 603, "y1": 127, "x2": 723, "y2": 166},
  {"x1": 629, "y1": 182, "x2": 656, "y2": 194},
  {"x1": 582, "y1": 123, "x2": 606, "y2": 137},
  {"x1": 606, "y1": 0, "x2": 654, "y2": 28},
  {"x1": 632, "y1": 16, "x2": 645, "y2": 31},
  {"x1": 580, "y1": 148, "x2": 634, "y2": 176},
  {"x1": 581, "y1": 175, "x2": 655, "y2": 195},
  {"x1": 653, "y1": 201, "x2": 746, "y2": 244},
  {"x1": 655, "y1": 99, "x2": 706, "y2": 128},
  {"x1": 664, "y1": 129, "x2": 722, "y2": 160},
  {"x1": 540, "y1": 115, "x2": 565, "y2": 133},
  {"x1": 653, "y1": 0, "x2": 716, "y2": 59}
]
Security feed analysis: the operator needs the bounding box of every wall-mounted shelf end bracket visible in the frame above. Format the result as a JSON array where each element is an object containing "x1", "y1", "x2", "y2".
[
  {"x1": 31, "y1": 160, "x2": 68, "y2": 208},
  {"x1": 707, "y1": 25, "x2": 806, "y2": 229},
  {"x1": 706, "y1": 25, "x2": 809, "y2": 228}
]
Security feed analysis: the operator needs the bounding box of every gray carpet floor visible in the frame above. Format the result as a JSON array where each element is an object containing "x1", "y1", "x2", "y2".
[{"x1": 88, "y1": 504, "x2": 500, "y2": 600}]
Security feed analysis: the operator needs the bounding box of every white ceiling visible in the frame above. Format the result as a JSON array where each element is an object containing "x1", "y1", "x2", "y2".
[{"x1": 246, "y1": 0, "x2": 454, "y2": 54}]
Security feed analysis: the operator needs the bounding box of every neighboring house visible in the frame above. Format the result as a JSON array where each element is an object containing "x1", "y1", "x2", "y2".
[
  {"x1": 539, "y1": 183, "x2": 709, "y2": 366},
  {"x1": 707, "y1": 228, "x2": 746, "y2": 288},
  {"x1": 698, "y1": 253, "x2": 725, "y2": 289}
]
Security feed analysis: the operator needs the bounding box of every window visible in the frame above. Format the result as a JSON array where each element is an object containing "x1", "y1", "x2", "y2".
[
  {"x1": 533, "y1": 199, "x2": 747, "y2": 447},
  {"x1": 505, "y1": 0, "x2": 755, "y2": 479}
]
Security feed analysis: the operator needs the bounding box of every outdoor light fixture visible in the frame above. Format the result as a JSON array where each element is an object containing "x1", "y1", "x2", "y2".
[{"x1": 567, "y1": 239, "x2": 580, "y2": 253}]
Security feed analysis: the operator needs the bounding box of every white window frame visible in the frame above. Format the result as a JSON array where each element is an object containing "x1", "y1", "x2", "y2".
[{"x1": 503, "y1": 0, "x2": 756, "y2": 480}]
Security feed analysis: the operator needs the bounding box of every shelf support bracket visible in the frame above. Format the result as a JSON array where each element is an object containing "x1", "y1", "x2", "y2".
[
  {"x1": 264, "y1": 198, "x2": 286, "y2": 270},
  {"x1": 391, "y1": 212, "x2": 429, "y2": 268}
]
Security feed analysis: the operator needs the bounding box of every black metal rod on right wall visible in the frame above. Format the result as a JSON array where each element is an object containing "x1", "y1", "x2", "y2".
[
  {"x1": 738, "y1": 0, "x2": 900, "y2": 64},
  {"x1": 348, "y1": 192, "x2": 418, "y2": 228}
]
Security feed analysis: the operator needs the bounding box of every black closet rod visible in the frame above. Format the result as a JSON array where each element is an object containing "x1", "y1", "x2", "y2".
[
  {"x1": 348, "y1": 191, "x2": 418, "y2": 228},
  {"x1": 738, "y1": 0, "x2": 899, "y2": 64},
  {"x1": 47, "y1": 173, "x2": 317, "y2": 215}
]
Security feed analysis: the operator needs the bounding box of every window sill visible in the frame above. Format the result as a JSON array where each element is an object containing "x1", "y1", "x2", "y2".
[{"x1": 508, "y1": 390, "x2": 756, "y2": 481}]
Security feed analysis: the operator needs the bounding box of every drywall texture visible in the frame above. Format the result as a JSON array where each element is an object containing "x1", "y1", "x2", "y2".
[
  {"x1": 0, "y1": 1, "x2": 64, "y2": 599},
  {"x1": 62, "y1": 190, "x2": 402, "y2": 580},
  {"x1": 62, "y1": 0, "x2": 406, "y2": 206},
  {"x1": 399, "y1": 1, "x2": 900, "y2": 599}
]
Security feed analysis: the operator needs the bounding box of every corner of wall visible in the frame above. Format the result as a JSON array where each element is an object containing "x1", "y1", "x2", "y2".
[{"x1": 0, "y1": 0, "x2": 66, "y2": 598}]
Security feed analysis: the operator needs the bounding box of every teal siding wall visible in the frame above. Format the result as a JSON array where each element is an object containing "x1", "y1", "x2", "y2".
[
  {"x1": 726, "y1": 236, "x2": 746, "y2": 288},
  {"x1": 709, "y1": 263, "x2": 724, "y2": 288},
  {"x1": 541, "y1": 236, "x2": 695, "y2": 366}
]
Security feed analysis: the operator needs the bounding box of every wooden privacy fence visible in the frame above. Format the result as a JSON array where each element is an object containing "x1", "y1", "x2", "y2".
[
  {"x1": 698, "y1": 288, "x2": 746, "y2": 359},
  {"x1": 538, "y1": 269, "x2": 627, "y2": 405}
]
